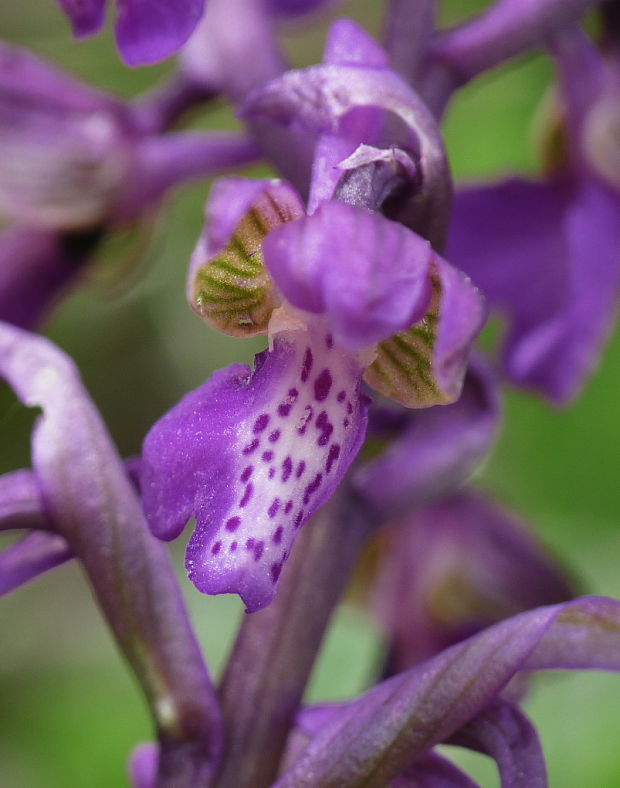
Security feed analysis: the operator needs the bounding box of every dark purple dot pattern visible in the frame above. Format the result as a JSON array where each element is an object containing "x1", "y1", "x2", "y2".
[{"x1": 207, "y1": 331, "x2": 362, "y2": 596}]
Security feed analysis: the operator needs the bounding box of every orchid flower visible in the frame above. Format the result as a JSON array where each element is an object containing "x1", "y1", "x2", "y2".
[
  {"x1": 447, "y1": 28, "x2": 620, "y2": 402},
  {"x1": 141, "y1": 24, "x2": 485, "y2": 613}
]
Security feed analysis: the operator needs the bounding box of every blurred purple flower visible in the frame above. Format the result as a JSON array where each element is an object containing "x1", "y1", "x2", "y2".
[
  {"x1": 0, "y1": 44, "x2": 259, "y2": 328},
  {"x1": 448, "y1": 29, "x2": 620, "y2": 402},
  {"x1": 373, "y1": 491, "x2": 574, "y2": 673},
  {"x1": 55, "y1": 0, "x2": 206, "y2": 65}
]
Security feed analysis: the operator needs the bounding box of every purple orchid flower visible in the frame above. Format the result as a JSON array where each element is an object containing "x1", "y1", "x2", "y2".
[
  {"x1": 372, "y1": 491, "x2": 575, "y2": 673},
  {"x1": 447, "y1": 28, "x2": 620, "y2": 402},
  {"x1": 55, "y1": 0, "x2": 206, "y2": 66},
  {"x1": 141, "y1": 19, "x2": 485, "y2": 613},
  {"x1": 141, "y1": 173, "x2": 483, "y2": 613}
]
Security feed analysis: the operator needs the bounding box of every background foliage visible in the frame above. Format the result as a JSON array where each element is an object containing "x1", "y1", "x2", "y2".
[{"x1": 1, "y1": 1, "x2": 619, "y2": 785}]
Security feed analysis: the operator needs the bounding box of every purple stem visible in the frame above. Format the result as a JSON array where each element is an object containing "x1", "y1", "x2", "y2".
[
  {"x1": 424, "y1": 0, "x2": 597, "y2": 116},
  {"x1": 0, "y1": 530, "x2": 72, "y2": 595},
  {"x1": 383, "y1": 0, "x2": 437, "y2": 87},
  {"x1": 117, "y1": 132, "x2": 262, "y2": 221},
  {"x1": 131, "y1": 74, "x2": 220, "y2": 135},
  {"x1": 0, "y1": 469, "x2": 49, "y2": 531},
  {"x1": 214, "y1": 491, "x2": 375, "y2": 788}
]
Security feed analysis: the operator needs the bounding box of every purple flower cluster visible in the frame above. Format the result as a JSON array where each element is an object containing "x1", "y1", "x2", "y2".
[{"x1": 3, "y1": 1, "x2": 620, "y2": 786}]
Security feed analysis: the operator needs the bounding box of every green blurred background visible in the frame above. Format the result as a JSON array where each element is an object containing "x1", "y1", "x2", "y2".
[{"x1": 2, "y1": 1, "x2": 620, "y2": 786}]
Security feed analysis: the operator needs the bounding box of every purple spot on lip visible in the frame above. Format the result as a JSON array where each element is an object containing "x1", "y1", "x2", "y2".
[
  {"x1": 246, "y1": 537, "x2": 255, "y2": 550},
  {"x1": 270, "y1": 562, "x2": 282, "y2": 582},
  {"x1": 240, "y1": 465, "x2": 253, "y2": 483},
  {"x1": 296, "y1": 460, "x2": 306, "y2": 478},
  {"x1": 273, "y1": 526, "x2": 283, "y2": 544},
  {"x1": 268, "y1": 467, "x2": 276, "y2": 479},
  {"x1": 211, "y1": 541, "x2": 222, "y2": 555},
  {"x1": 314, "y1": 369, "x2": 332, "y2": 402},
  {"x1": 347, "y1": 401, "x2": 353, "y2": 415},
  {"x1": 294, "y1": 509, "x2": 305, "y2": 528},
  {"x1": 278, "y1": 387, "x2": 299, "y2": 417},
  {"x1": 284, "y1": 500, "x2": 293, "y2": 514},
  {"x1": 226, "y1": 516, "x2": 241, "y2": 532},
  {"x1": 243, "y1": 438, "x2": 259, "y2": 455},
  {"x1": 262, "y1": 450, "x2": 274, "y2": 462},
  {"x1": 337, "y1": 390, "x2": 346, "y2": 403},
  {"x1": 343, "y1": 418, "x2": 350, "y2": 428},
  {"x1": 316, "y1": 411, "x2": 334, "y2": 447},
  {"x1": 282, "y1": 456, "x2": 293, "y2": 482},
  {"x1": 325, "y1": 334, "x2": 334, "y2": 349},
  {"x1": 268, "y1": 498, "x2": 280, "y2": 518},
  {"x1": 268, "y1": 430, "x2": 281, "y2": 443},
  {"x1": 230, "y1": 541, "x2": 238, "y2": 552},
  {"x1": 301, "y1": 347, "x2": 313, "y2": 382},
  {"x1": 254, "y1": 541, "x2": 265, "y2": 561},
  {"x1": 326, "y1": 443, "x2": 341, "y2": 474},
  {"x1": 297, "y1": 405, "x2": 313, "y2": 435},
  {"x1": 239, "y1": 483, "x2": 254, "y2": 507},
  {"x1": 253, "y1": 413, "x2": 270, "y2": 434},
  {"x1": 303, "y1": 474, "x2": 322, "y2": 505}
]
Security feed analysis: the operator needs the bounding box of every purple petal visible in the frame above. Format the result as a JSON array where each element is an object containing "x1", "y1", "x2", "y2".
[
  {"x1": 0, "y1": 531, "x2": 72, "y2": 596},
  {"x1": 0, "y1": 323, "x2": 222, "y2": 772},
  {"x1": 263, "y1": 202, "x2": 433, "y2": 349},
  {"x1": 187, "y1": 177, "x2": 304, "y2": 337},
  {"x1": 353, "y1": 357, "x2": 499, "y2": 519},
  {"x1": 363, "y1": 255, "x2": 485, "y2": 407},
  {"x1": 448, "y1": 700, "x2": 547, "y2": 788},
  {"x1": 448, "y1": 178, "x2": 620, "y2": 402},
  {"x1": 0, "y1": 227, "x2": 90, "y2": 329},
  {"x1": 242, "y1": 59, "x2": 451, "y2": 248},
  {"x1": 0, "y1": 469, "x2": 48, "y2": 531},
  {"x1": 306, "y1": 20, "x2": 390, "y2": 209},
  {"x1": 56, "y1": 0, "x2": 106, "y2": 36},
  {"x1": 142, "y1": 325, "x2": 368, "y2": 612},
  {"x1": 273, "y1": 597, "x2": 620, "y2": 788},
  {"x1": 116, "y1": 0, "x2": 206, "y2": 67},
  {"x1": 128, "y1": 742, "x2": 158, "y2": 788},
  {"x1": 393, "y1": 753, "x2": 483, "y2": 788},
  {"x1": 373, "y1": 492, "x2": 574, "y2": 672}
]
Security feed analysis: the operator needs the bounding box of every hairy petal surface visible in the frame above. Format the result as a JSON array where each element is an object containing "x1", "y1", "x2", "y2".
[
  {"x1": 274, "y1": 597, "x2": 620, "y2": 788},
  {"x1": 142, "y1": 325, "x2": 369, "y2": 612},
  {"x1": 262, "y1": 201, "x2": 433, "y2": 349},
  {"x1": 0, "y1": 531, "x2": 72, "y2": 596}
]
